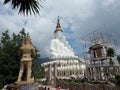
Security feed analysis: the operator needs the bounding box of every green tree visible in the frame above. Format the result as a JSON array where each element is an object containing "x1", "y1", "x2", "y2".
[
  {"x1": 39, "y1": 66, "x2": 45, "y2": 78},
  {"x1": 117, "y1": 55, "x2": 120, "y2": 64},
  {"x1": 107, "y1": 48, "x2": 115, "y2": 66},
  {"x1": 3, "y1": 0, "x2": 43, "y2": 15},
  {"x1": 106, "y1": 47, "x2": 117, "y2": 79},
  {"x1": 0, "y1": 29, "x2": 39, "y2": 89},
  {"x1": 107, "y1": 48, "x2": 115, "y2": 57},
  {"x1": 0, "y1": 29, "x2": 25, "y2": 89},
  {"x1": 115, "y1": 75, "x2": 120, "y2": 85},
  {"x1": 32, "y1": 48, "x2": 40, "y2": 79}
]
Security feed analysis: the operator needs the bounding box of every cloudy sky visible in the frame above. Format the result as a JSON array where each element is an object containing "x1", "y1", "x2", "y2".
[{"x1": 0, "y1": 0, "x2": 120, "y2": 58}]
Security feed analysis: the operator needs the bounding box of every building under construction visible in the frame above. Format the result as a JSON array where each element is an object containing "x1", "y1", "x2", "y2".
[{"x1": 82, "y1": 31, "x2": 120, "y2": 80}]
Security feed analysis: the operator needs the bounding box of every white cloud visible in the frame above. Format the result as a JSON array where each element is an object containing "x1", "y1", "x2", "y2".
[{"x1": 103, "y1": 0, "x2": 115, "y2": 6}]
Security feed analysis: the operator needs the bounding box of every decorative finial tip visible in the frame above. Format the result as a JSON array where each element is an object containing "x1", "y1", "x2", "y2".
[{"x1": 57, "y1": 16, "x2": 60, "y2": 22}]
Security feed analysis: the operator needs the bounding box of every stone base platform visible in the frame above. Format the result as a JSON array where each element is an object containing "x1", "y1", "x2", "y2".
[
  {"x1": 7, "y1": 84, "x2": 20, "y2": 90},
  {"x1": 7, "y1": 80, "x2": 34, "y2": 90},
  {"x1": 15, "y1": 80, "x2": 34, "y2": 85},
  {"x1": 15, "y1": 77, "x2": 34, "y2": 85}
]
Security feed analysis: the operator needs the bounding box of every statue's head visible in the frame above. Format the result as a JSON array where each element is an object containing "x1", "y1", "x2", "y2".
[
  {"x1": 20, "y1": 32, "x2": 36, "y2": 57},
  {"x1": 24, "y1": 33, "x2": 32, "y2": 45}
]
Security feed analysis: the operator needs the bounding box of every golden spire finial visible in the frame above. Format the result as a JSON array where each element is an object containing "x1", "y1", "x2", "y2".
[
  {"x1": 54, "y1": 16, "x2": 63, "y2": 33},
  {"x1": 56, "y1": 16, "x2": 61, "y2": 29}
]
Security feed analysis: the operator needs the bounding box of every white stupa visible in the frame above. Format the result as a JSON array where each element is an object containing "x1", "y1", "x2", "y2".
[
  {"x1": 50, "y1": 18, "x2": 77, "y2": 59},
  {"x1": 41, "y1": 18, "x2": 85, "y2": 84}
]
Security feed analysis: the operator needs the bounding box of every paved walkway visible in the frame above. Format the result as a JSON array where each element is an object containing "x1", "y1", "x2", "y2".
[
  {"x1": 50, "y1": 87, "x2": 69, "y2": 90},
  {"x1": 39, "y1": 84, "x2": 69, "y2": 90}
]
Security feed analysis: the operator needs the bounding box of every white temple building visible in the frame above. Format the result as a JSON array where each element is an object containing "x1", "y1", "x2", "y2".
[{"x1": 41, "y1": 18, "x2": 85, "y2": 84}]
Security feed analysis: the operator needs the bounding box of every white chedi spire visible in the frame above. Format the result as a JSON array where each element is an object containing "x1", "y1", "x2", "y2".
[{"x1": 50, "y1": 17, "x2": 76, "y2": 58}]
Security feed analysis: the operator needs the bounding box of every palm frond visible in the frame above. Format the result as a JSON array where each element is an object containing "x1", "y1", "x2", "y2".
[
  {"x1": 3, "y1": 0, "x2": 11, "y2": 4},
  {"x1": 3, "y1": 0, "x2": 42, "y2": 15}
]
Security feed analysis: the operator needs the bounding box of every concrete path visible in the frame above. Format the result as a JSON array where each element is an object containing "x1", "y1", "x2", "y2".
[
  {"x1": 50, "y1": 88, "x2": 69, "y2": 90},
  {"x1": 39, "y1": 84, "x2": 69, "y2": 90}
]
